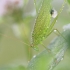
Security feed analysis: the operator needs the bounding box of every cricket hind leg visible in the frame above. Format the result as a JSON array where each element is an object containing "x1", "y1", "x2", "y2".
[
  {"x1": 40, "y1": 29, "x2": 54, "y2": 52},
  {"x1": 41, "y1": 28, "x2": 67, "y2": 52},
  {"x1": 53, "y1": 29, "x2": 67, "y2": 42}
]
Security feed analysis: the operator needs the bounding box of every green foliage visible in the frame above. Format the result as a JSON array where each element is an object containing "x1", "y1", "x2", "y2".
[
  {"x1": 67, "y1": 0, "x2": 70, "y2": 4},
  {"x1": 0, "y1": 66, "x2": 26, "y2": 70},
  {"x1": 10, "y1": 9, "x2": 23, "y2": 23},
  {"x1": 27, "y1": 29, "x2": 70, "y2": 70}
]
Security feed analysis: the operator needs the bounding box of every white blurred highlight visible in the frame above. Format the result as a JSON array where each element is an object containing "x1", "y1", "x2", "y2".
[
  {"x1": 51, "y1": 9, "x2": 58, "y2": 18},
  {"x1": 12, "y1": 24, "x2": 21, "y2": 38},
  {"x1": 63, "y1": 24, "x2": 70, "y2": 31}
]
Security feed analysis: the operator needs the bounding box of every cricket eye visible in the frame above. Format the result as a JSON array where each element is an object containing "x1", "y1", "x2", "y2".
[{"x1": 50, "y1": 9, "x2": 58, "y2": 18}]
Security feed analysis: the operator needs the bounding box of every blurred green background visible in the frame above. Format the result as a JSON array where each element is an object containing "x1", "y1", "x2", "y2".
[{"x1": 0, "y1": 0, "x2": 70, "y2": 70}]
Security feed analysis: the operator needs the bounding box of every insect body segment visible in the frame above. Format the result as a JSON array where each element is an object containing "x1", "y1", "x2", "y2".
[{"x1": 32, "y1": 0, "x2": 52, "y2": 49}]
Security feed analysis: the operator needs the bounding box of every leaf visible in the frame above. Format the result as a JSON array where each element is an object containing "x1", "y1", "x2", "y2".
[
  {"x1": 32, "y1": 0, "x2": 52, "y2": 47},
  {"x1": 27, "y1": 29, "x2": 70, "y2": 70},
  {"x1": 54, "y1": 49, "x2": 70, "y2": 70}
]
